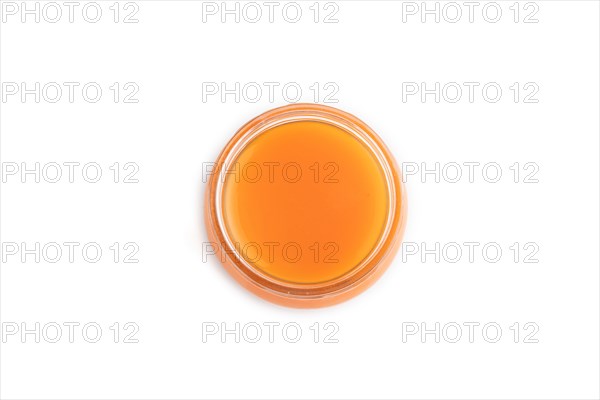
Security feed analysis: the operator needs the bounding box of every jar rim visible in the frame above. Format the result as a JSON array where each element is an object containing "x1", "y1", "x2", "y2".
[{"x1": 205, "y1": 104, "x2": 407, "y2": 308}]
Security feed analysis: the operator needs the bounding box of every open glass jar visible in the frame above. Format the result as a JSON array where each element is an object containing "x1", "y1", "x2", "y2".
[{"x1": 205, "y1": 104, "x2": 407, "y2": 307}]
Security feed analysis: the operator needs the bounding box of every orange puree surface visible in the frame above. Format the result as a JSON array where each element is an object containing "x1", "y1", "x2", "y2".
[{"x1": 222, "y1": 120, "x2": 389, "y2": 284}]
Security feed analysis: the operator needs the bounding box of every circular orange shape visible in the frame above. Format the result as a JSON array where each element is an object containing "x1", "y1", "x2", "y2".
[{"x1": 205, "y1": 104, "x2": 407, "y2": 308}]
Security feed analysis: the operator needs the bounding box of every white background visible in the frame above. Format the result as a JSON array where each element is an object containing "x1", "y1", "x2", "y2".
[{"x1": 1, "y1": 1, "x2": 599, "y2": 399}]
